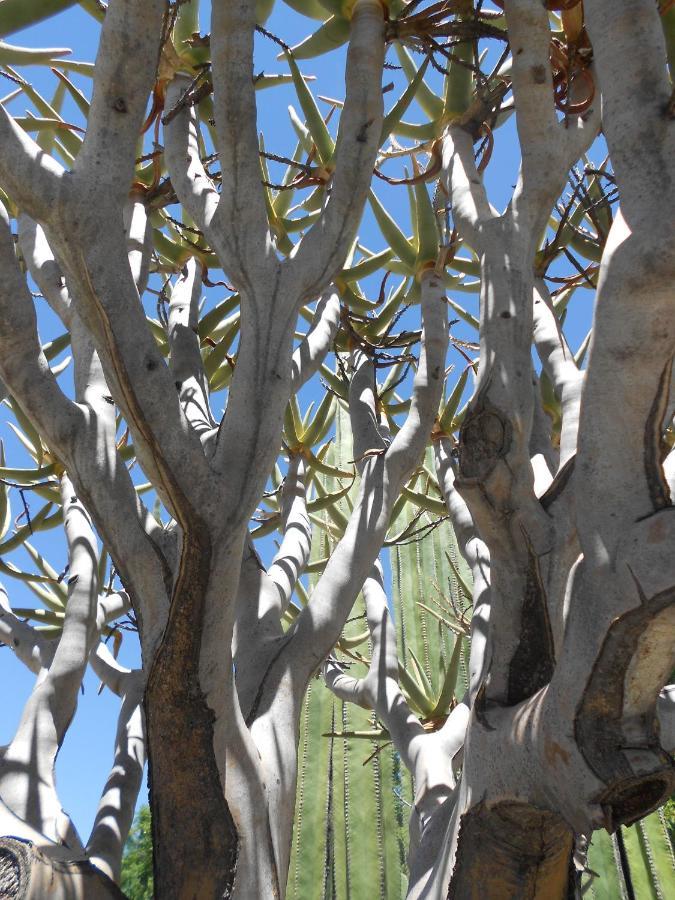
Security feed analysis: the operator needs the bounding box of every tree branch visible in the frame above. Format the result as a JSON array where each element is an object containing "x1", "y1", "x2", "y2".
[
  {"x1": 168, "y1": 257, "x2": 215, "y2": 436},
  {"x1": 74, "y1": 0, "x2": 165, "y2": 201},
  {"x1": 164, "y1": 75, "x2": 220, "y2": 241},
  {"x1": 532, "y1": 279, "x2": 582, "y2": 468},
  {"x1": 0, "y1": 202, "x2": 80, "y2": 450},
  {"x1": 124, "y1": 194, "x2": 152, "y2": 295},
  {"x1": 86, "y1": 671, "x2": 146, "y2": 884},
  {"x1": 349, "y1": 350, "x2": 389, "y2": 475},
  {"x1": 289, "y1": 0, "x2": 385, "y2": 296},
  {"x1": 434, "y1": 437, "x2": 491, "y2": 702},
  {"x1": 504, "y1": 1, "x2": 599, "y2": 239},
  {"x1": 3, "y1": 204, "x2": 171, "y2": 653},
  {"x1": 291, "y1": 288, "x2": 341, "y2": 393},
  {"x1": 18, "y1": 215, "x2": 71, "y2": 324},
  {"x1": 324, "y1": 563, "x2": 462, "y2": 858},
  {"x1": 585, "y1": 0, "x2": 673, "y2": 224},
  {"x1": 0, "y1": 106, "x2": 64, "y2": 222},
  {"x1": 0, "y1": 475, "x2": 101, "y2": 849},
  {"x1": 0, "y1": 583, "x2": 54, "y2": 675},
  {"x1": 324, "y1": 562, "x2": 426, "y2": 767},
  {"x1": 529, "y1": 371, "x2": 555, "y2": 496},
  {"x1": 441, "y1": 125, "x2": 497, "y2": 252},
  {"x1": 210, "y1": 0, "x2": 276, "y2": 287},
  {"x1": 285, "y1": 270, "x2": 447, "y2": 682},
  {"x1": 266, "y1": 454, "x2": 311, "y2": 615}
]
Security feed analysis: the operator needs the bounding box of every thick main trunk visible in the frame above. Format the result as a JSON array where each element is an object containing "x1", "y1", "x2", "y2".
[
  {"x1": 146, "y1": 535, "x2": 238, "y2": 897},
  {"x1": 447, "y1": 803, "x2": 574, "y2": 899}
]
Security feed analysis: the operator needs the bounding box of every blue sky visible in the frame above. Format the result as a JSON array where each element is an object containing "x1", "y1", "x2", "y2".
[{"x1": 0, "y1": 0, "x2": 603, "y2": 842}]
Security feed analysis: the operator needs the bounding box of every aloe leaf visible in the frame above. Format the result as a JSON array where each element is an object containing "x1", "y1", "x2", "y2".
[
  {"x1": 23, "y1": 539, "x2": 64, "y2": 588},
  {"x1": 392, "y1": 119, "x2": 438, "y2": 141},
  {"x1": 444, "y1": 551, "x2": 473, "y2": 605},
  {"x1": 55, "y1": 59, "x2": 95, "y2": 76},
  {"x1": 394, "y1": 44, "x2": 443, "y2": 121},
  {"x1": 0, "y1": 444, "x2": 10, "y2": 541},
  {"x1": 0, "y1": 0, "x2": 78, "y2": 37},
  {"x1": 430, "y1": 633, "x2": 464, "y2": 718},
  {"x1": 341, "y1": 248, "x2": 393, "y2": 282},
  {"x1": 23, "y1": 579, "x2": 65, "y2": 612},
  {"x1": 369, "y1": 190, "x2": 416, "y2": 270},
  {"x1": 439, "y1": 366, "x2": 470, "y2": 434},
  {"x1": 289, "y1": 14, "x2": 350, "y2": 59},
  {"x1": 301, "y1": 391, "x2": 335, "y2": 447},
  {"x1": 285, "y1": 52, "x2": 334, "y2": 165},
  {"x1": 451, "y1": 255, "x2": 481, "y2": 278},
  {"x1": 6, "y1": 396, "x2": 43, "y2": 460},
  {"x1": 310, "y1": 481, "x2": 350, "y2": 531},
  {"x1": 418, "y1": 602, "x2": 467, "y2": 637},
  {"x1": 287, "y1": 105, "x2": 314, "y2": 156},
  {"x1": 407, "y1": 647, "x2": 436, "y2": 705},
  {"x1": 398, "y1": 662, "x2": 434, "y2": 717},
  {"x1": 174, "y1": 0, "x2": 199, "y2": 48},
  {"x1": 51, "y1": 67, "x2": 89, "y2": 117},
  {"x1": 7, "y1": 67, "x2": 82, "y2": 156},
  {"x1": 381, "y1": 55, "x2": 431, "y2": 144},
  {"x1": 339, "y1": 628, "x2": 370, "y2": 650},
  {"x1": 281, "y1": 0, "x2": 328, "y2": 20},
  {"x1": 284, "y1": 394, "x2": 303, "y2": 448},
  {"x1": 14, "y1": 606, "x2": 64, "y2": 627},
  {"x1": 447, "y1": 297, "x2": 479, "y2": 330},
  {"x1": 413, "y1": 170, "x2": 439, "y2": 272},
  {"x1": 0, "y1": 558, "x2": 54, "y2": 583},
  {"x1": 0, "y1": 501, "x2": 54, "y2": 554},
  {"x1": 0, "y1": 41, "x2": 70, "y2": 65},
  {"x1": 402, "y1": 486, "x2": 447, "y2": 518},
  {"x1": 443, "y1": 21, "x2": 473, "y2": 120},
  {"x1": 6, "y1": 424, "x2": 39, "y2": 463},
  {"x1": 198, "y1": 295, "x2": 239, "y2": 340},
  {"x1": 280, "y1": 210, "x2": 321, "y2": 234}
]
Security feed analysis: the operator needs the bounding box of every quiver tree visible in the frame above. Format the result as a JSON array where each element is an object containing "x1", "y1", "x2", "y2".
[{"x1": 0, "y1": 0, "x2": 673, "y2": 898}]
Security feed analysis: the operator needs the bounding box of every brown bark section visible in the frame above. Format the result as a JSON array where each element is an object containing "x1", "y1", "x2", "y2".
[
  {"x1": 458, "y1": 389, "x2": 556, "y2": 706},
  {"x1": 0, "y1": 838, "x2": 127, "y2": 899},
  {"x1": 447, "y1": 803, "x2": 574, "y2": 900},
  {"x1": 575, "y1": 582, "x2": 675, "y2": 829},
  {"x1": 146, "y1": 533, "x2": 238, "y2": 898},
  {"x1": 506, "y1": 548, "x2": 555, "y2": 704}
]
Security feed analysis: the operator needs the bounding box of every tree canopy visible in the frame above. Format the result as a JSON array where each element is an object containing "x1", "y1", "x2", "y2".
[{"x1": 0, "y1": 1, "x2": 673, "y2": 898}]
